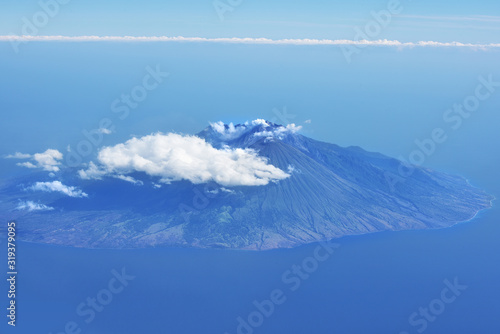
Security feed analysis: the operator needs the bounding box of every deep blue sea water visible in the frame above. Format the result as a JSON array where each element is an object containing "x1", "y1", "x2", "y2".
[{"x1": 1, "y1": 42, "x2": 499, "y2": 333}]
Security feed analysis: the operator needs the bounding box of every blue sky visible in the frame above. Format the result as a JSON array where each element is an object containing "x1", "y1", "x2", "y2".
[{"x1": 1, "y1": 0, "x2": 500, "y2": 43}]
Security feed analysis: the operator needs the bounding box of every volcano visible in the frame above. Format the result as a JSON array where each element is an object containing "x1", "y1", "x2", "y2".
[{"x1": 0, "y1": 120, "x2": 493, "y2": 250}]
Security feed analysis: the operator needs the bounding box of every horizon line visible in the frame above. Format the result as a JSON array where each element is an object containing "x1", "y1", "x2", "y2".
[{"x1": 1, "y1": 35, "x2": 500, "y2": 48}]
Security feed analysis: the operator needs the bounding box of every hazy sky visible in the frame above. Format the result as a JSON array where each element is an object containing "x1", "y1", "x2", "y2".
[{"x1": 1, "y1": 0, "x2": 500, "y2": 43}]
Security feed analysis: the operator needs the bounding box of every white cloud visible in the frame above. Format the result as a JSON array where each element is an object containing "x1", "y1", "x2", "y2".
[
  {"x1": 206, "y1": 187, "x2": 235, "y2": 195},
  {"x1": 17, "y1": 161, "x2": 37, "y2": 168},
  {"x1": 304, "y1": 119, "x2": 312, "y2": 124},
  {"x1": 32, "y1": 149, "x2": 63, "y2": 171},
  {"x1": 113, "y1": 175, "x2": 143, "y2": 185},
  {"x1": 27, "y1": 181, "x2": 88, "y2": 198},
  {"x1": 254, "y1": 123, "x2": 302, "y2": 139},
  {"x1": 7, "y1": 149, "x2": 63, "y2": 172},
  {"x1": 98, "y1": 127, "x2": 113, "y2": 134},
  {"x1": 78, "y1": 132, "x2": 290, "y2": 187},
  {"x1": 209, "y1": 121, "x2": 250, "y2": 141},
  {"x1": 1, "y1": 35, "x2": 500, "y2": 49},
  {"x1": 251, "y1": 119, "x2": 269, "y2": 126},
  {"x1": 78, "y1": 161, "x2": 106, "y2": 180},
  {"x1": 6, "y1": 152, "x2": 31, "y2": 159},
  {"x1": 16, "y1": 200, "x2": 54, "y2": 212},
  {"x1": 209, "y1": 119, "x2": 270, "y2": 141}
]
